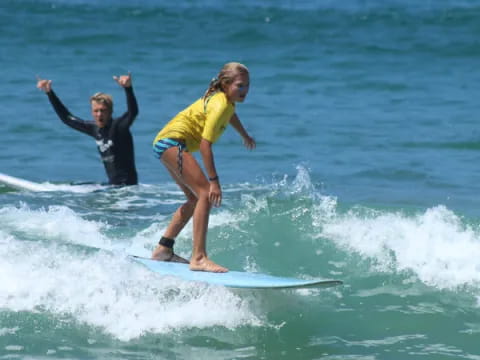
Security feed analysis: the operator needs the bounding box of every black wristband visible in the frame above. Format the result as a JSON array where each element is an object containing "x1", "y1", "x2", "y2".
[{"x1": 209, "y1": 175, "x2": 219, "y2": 182}]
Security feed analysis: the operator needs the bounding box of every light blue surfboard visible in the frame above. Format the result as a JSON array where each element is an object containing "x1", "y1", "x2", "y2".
[{"x1": 131, "y1": 256, "x2": 343, "y2": 289}]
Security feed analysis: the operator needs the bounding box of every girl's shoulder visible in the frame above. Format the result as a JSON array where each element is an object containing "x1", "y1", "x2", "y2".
[{"x1": 205, "y1": 91, "x2": 231, "y2": 109}]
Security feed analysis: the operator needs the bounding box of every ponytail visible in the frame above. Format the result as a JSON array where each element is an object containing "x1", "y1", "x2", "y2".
[{"x1": 203, "y1": 77, "x2": 222, "y2": 99}]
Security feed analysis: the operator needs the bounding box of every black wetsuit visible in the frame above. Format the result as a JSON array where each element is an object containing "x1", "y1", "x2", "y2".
[{"x1": 47, "y1": 87, "x2": 139, "y2": 185}]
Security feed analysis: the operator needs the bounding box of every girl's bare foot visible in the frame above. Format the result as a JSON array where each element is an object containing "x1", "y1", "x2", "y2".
[{"x1": 189, "y1": 257, "x2": 228, "y2": 273}]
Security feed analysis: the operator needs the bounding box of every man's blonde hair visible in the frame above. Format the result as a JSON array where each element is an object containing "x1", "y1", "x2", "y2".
[{"x1": 90, "y1": 92, "x2": 113, "y2": 112}]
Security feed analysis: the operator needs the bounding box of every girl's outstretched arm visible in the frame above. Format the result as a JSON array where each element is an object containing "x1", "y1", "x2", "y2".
[{"x1": 229, "y1": 113, "x2": 256, "y2": 149}]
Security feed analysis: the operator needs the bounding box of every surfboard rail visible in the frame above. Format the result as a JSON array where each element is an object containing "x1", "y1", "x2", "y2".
[
  {"x1": 0, "y1": 172, "x2": 108, "y2": 193},
  {"x1": 0, "y1": 172, "x2": 50, "y2": 192},
  {"x1": 130, "y1": 256, "x2": 343, "y2": 289}
]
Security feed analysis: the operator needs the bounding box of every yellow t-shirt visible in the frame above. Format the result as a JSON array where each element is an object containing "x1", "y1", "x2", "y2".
[{"x1": 153, "y1": 92, "x2": 235, "y2": 152}]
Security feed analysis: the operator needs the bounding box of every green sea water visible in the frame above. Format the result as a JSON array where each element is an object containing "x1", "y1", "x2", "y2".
[{"x1": 1, "y1": 0, "x2": 480, "y2": 359}]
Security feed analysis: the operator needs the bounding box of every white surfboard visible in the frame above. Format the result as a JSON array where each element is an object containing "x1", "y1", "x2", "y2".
[
  {"x1": 0, "y1": 172, "x2": 107, "y2": 193},
  {"x1": 131, "y1": 256, "x2": 343, "y2": 289},
  {"x1": 0, "y1": 172, "x2": 51, "y2": 192}
]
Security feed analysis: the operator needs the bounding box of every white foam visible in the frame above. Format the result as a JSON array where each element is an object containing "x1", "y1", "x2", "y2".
[
  {"x1": 0, "y1": 327, "x2": 19, "y2": 336},
  {"x1": 0, "y1": 204, "x2": 112, "y2": 250},
  {"x1": 317, "y1": 203, "x2": 480, "y2": 290},
  {"x1": 0, "y1": 204, "x2": 263, "y2": 341},
  {"x1": 264, "y1": 165, "x2": 480, "y2": 292},
  {"x1": 38, "y1": 182, "x2": 107, "y2": 193},
  {"x1": 0, "y1": 238, "x2": 262, "y2": 341}
]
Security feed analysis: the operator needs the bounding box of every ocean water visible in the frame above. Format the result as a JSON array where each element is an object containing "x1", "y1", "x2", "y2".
[{"x1": 1, "y1": 0, "x2": 480, "y2": 359}]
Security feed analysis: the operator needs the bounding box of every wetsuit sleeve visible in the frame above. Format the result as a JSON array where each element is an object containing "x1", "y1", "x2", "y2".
[
  {"x1": 47, "y1": 90, "x2": 96, "y2": 137},
  {"x1": 116, "y1": 86, "x2": 138, "y2": 128}
]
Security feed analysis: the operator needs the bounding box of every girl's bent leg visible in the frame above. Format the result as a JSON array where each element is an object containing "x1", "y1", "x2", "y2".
[
  {"x1": 160, "y1": 147, "x2": 228, "y2": 272},
  {"x1": 151, "y1": 164, "x2": 196, "y2": 263},
  {"x1": 151, "y1": 199, "x2": 195, "y2": 263},
  {"x1": 189, "y1": 191, "x2": 228, "y2": 272}
]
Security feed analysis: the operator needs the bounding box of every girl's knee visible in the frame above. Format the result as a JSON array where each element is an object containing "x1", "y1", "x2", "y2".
[
  {"x1": 185, "y1": 196, "x2": 197, "y2": 206},
  {"x1": 197, "y1": 189, "x2": 210, "y2": 201}
]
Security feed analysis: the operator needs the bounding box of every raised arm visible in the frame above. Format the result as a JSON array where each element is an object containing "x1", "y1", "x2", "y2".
[
  {"x1": 229, "y1": 113, "x2": 256, "y2": 149},
  {"x1": 114, "y1": 72, "x2": 138, "y2": 127},
  {"x1": 36, "y1": 77, "x2": 94, "y2": 136}
]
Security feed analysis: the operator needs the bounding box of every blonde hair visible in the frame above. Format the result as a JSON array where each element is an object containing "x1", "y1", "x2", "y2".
[
  {"x1": 203, "y1": 62, "x2": 249, "y2": 99},
  {"x1": 90, "y1": 92, "x2": 113, "y2": 112}
]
